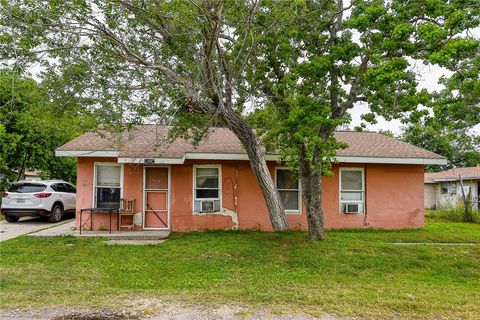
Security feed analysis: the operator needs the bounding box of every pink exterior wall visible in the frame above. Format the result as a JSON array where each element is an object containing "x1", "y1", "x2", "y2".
[
  {"x1": 76, "y1": 157, "x2": 114, "y2": 231},
  {"x1": 76, "y1": 158, "x2": 143, "y2": 231},
  {"x1": 75, "y1": 157, "x2": 424, "y2": 231},
  {"x1": 321, "y1": 163, "x2": 424, "y2": 229}
]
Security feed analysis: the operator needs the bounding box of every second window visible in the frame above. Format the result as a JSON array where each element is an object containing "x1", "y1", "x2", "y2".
[
  {"x1": 275, "y1": 168, "x2": 301, "y2": 212},
  {"x1": 194, "y1": 166, "x2": 221, "y2": 212},
  {"x1": 339, "y1": 168, "x2": 365, "y2": 214}
]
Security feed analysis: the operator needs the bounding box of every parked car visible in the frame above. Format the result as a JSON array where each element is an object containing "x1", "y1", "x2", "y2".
[{"x1": 1, "y1": 180, "x2": 76, "y2": 223}]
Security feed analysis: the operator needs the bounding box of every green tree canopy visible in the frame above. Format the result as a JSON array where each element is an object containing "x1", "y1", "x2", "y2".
[
  {"x1": 0, "y1": 69, "x2": 96, "y2": 190},
  {"x1": 402, "y1": 124, "x2": 479, "y2": 171}
]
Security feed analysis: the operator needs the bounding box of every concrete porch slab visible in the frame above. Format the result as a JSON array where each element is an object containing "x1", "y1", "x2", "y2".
[
  {"x1": 26, "y1": 220, "x2": 170, "y2": 240},
  {"x1": 74, "y1": 230, "x2": 171, "y2": 240},
  {"x1": 104, "y1": 239, "x2": 166, "y2": 245}
]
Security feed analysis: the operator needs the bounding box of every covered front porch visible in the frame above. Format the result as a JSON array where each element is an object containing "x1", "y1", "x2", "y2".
[{"x1": 76, "y1": 160, "x2": 171, "y2": 233}]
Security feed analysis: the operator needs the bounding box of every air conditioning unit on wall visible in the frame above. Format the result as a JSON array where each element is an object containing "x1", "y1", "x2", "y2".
[
  {"x1": 195, "y1": 200, "x2": 220, "y2": 213},
  {"x1": 345, "y1": 203, "x2": 361, "y2": 214},
  {"x1": 201, "y1": 200, "x2": 215, "y2": 212}
]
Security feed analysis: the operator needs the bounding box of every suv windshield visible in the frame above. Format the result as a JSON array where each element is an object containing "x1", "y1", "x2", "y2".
[{"x1": 8, "y1": 183, "x2": 47, "y2": 193}]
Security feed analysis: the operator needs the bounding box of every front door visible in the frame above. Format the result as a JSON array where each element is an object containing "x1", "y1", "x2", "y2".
[{"x1": 143, "y1": 167, "x2": 170, "y2": 230}]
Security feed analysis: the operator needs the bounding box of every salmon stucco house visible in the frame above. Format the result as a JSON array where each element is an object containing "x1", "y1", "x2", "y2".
[{"x1": 56, "y1": 125, "x2": 447, "y2": 232}]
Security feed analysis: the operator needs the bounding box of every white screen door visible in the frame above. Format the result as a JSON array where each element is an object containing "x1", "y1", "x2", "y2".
[{"x1": 143, "y1": 167, "x2": 170, "y2": 230}]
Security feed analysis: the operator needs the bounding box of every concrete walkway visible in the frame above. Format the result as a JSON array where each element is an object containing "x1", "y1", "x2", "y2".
[
  {"x1": 28, "y1": 220, "x2": 75, "y2": 237},
  {"x1": 0, "y1": 217, "x2": 74, "y2": 242},
  {"x1": 74, "y1": 230, "x2": 170, "y2": 240},
  {"x1": 388, "y1": 242, "x2": 480, "y2": 246},
  {"x1": 27, "y1": 222, "x2": 170, "y2": 241}
]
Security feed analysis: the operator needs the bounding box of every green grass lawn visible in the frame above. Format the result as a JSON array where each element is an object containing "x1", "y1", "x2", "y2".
[{"x1": 1, "y1": 220, "x2": 479, "y2": 319}]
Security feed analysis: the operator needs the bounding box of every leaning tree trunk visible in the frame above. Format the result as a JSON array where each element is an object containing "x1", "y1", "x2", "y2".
[
  {"x1": 17, "y1": 151, "x2": 31, "y2": 181},
  {"x1": 219, "y1": 107, "x2": 289, "y2": 230},
  {"x1": 299, "y1": 151, "x2": 325, "y2": 240}
]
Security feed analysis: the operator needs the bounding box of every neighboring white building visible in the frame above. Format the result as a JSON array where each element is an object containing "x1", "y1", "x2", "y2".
[
  {"x1": 424, "y1": 165, "x2": 480, "y2": 210},
  {"x1": 23, "y1": 171, "x2": 42, "y2": 181}
]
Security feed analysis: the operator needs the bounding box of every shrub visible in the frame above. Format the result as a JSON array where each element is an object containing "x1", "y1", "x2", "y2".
[{"x1": 427, "y1": 202, "x2": 480, "y2": 224}]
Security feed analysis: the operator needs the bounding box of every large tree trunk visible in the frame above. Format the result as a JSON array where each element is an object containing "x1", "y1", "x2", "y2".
[
  {"x1": 219, "y1": 107, "x2": 289, "y2": 230},
  {"x1": 17, "y1": 151, "x2": 31, "y2": 181},
  {"x1": 299, "y1": 151, "x2": 325, "y2": 240}
]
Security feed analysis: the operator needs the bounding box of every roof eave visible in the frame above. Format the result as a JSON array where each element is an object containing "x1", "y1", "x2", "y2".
[
  {"x1": 117, "y1": 157, "x2": 185, "y2": 164},
  {"x1": 55, "y1": 150, "x2": 119, "y2": 157},
  {"x1": 335, "y1": 156, "x2": 447, "y2": 165},
  {"x1": 427, "y1": 176, "x2": 480, "y2": 182},
  {"x1": 56, "y1": 149, "x2": 447, "y2": 166}
]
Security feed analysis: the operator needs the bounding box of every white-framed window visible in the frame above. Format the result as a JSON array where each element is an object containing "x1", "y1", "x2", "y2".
[
  {"x1": 193, "y1": 165, "x2": 221, "y2": 212},
  {"x1": 275, "y1": 167, "x2": 301, "y2": 213},
  {"x1": 339, "y1": 168, "x2": 365, "y2": 214},
  {"x1": 94, "y1": 163, "x2": 123, "y2": 209}
]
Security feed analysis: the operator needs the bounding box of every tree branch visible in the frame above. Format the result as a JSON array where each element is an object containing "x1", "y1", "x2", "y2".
[
  {"x1": 327, "y1": 0, "x2": 344, "y2": 115},
  {"x1": 334, "y1": 54, "x2": 370, "y2": 118}
]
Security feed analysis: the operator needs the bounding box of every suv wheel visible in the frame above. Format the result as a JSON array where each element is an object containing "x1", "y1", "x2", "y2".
[
  {"x1": 4, "y1": 215, "x2": 20, "y2": 223},
  {"x1": 48, "y1": 204, "x2": 64, "y2": 223}
]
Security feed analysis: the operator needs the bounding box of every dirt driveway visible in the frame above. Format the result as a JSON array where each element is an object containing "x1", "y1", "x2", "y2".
[
  {"x1": 0, "y1": 216, "x2": 74, "y2": 242},
  {"x1": 0, "y1": 301, "x2": 343, "y2": 319}
]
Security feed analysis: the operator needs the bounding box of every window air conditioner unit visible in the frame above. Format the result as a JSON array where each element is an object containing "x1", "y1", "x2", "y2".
[
  {"x1": 201, "y1": 200, "x2": 215, "y2": 213},
  {"x1": 194, "y1": 199, "x2": 220, "y2": 213},
  {"x1": 345, "y1": 203, "x2": 360, "y2": 214}
]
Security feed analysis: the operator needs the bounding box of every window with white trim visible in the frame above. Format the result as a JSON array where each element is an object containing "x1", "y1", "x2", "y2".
[
  {"x1": 94, "y1": 164, "x2": 121, "y2": 208},
  {"x1": 275, "y1": 168, "x2": 301, "y2": 212},
  {"x1": 339, "y1": 168, "x2": 364, "y2": 214},
  {"x1": 194, "y1": 166, "x2": 221, "y2": 212}
]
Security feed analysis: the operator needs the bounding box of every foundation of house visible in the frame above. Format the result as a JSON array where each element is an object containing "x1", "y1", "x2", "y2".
[{"x1": 73, "y1": 230, "x2": 170, "y2": 240}]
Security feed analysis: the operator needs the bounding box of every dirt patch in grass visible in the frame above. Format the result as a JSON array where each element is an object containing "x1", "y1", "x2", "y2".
[
  {"x1": 0, "y1": 300, "x2": 343, "y2": 320},
  {"x1": 0, "y1": 308, "x2": 139, "y2": 320},
  {"x1": 52, "y1": 309, "x2": 140, "y2": 320}
]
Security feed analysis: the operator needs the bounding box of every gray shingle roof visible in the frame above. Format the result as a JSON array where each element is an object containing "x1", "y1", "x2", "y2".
[
  {"x1": 425, "y1": 166, "x2": 480, "y2": 182},
  {"x1": 57, "y1": 125, "x2": 446, "y2": 161}
]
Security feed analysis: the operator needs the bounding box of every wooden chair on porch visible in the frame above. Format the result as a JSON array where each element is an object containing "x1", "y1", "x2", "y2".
[{"x1": 119, "y1": 198, "x2": 135, "y2": 231}]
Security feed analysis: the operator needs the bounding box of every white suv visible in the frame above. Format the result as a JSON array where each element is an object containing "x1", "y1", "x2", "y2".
[{"x1": 1, "y1": 180, "x2": 76, "y2": 223}]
